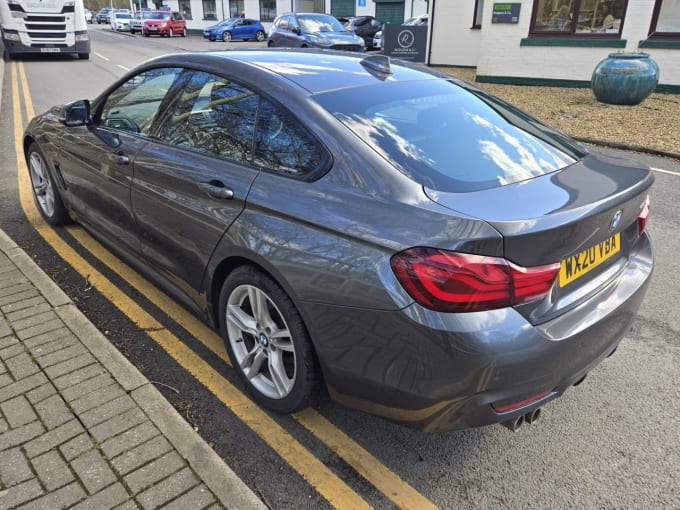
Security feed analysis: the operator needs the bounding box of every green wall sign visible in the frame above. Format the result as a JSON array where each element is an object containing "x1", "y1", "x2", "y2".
[{"x1": 492, "y1": 3, "x2": 521, "y2": 23}]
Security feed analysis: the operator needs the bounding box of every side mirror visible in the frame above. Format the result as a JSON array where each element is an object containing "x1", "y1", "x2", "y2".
[
  {"x1": 292, "y1": 27, "x2": 301, "y2": 35},
  {"x1": 59, "y1": 99, "x2": 91, "y2": 127}
]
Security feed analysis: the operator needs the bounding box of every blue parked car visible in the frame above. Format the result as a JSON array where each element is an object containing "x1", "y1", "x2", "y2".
[{"x1": 203, "y1": 18, "x2": 266, "y2": 42}]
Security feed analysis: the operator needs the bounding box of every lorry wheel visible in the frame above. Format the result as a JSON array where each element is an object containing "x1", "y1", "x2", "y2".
[{"x1": 78, "y1": 53, "x2": 89, "y2": 60}]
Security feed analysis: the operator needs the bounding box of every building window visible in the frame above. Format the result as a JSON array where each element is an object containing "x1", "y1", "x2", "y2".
[
  {"x1": 530, "y1": 0, "x2": 627, "y2": 36},
  {"x1": 259, "y1": 0, "x2": 276, "y2": 22},
  {"x1": 649, "y1": 0, "x2": 680, "y2": 37},
  {"x1": 178, "y1": 0, "x2": 192, "y2": 19},
  {"x1": 473, "y1": 0, "x2": 484, "y2": 28},
  {"x1": 229, "y1": 0, "x2": 244, "y2": 17},
  {"x1": 202, "y1": 0, "x2": 216, "y2": 19}
]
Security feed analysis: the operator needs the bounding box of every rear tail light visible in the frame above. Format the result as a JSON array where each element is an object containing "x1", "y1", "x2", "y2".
[
  {"x1": 638, "y1": 195, "x2": 650, "y2": 235},
  {"x1": 390, "y1": 248, "x2": 559, "y2": 313}
]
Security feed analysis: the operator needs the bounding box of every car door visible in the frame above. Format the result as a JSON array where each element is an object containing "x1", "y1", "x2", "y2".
[
  {"x1": 131, "y1": 70, "x2": 261, "y2": 298},
  {"x1": 54, "y1": 67, "x2": 184, "y2": 254},
  {"x1": 172, "y1": 12, "x2": 184, "y2": 33},
  {"x1": 231, "y1": 18, "x2": 245, "y2": 38},
  {"x1": 240, "y1": 19, "x2": 255, "y2": 39}
]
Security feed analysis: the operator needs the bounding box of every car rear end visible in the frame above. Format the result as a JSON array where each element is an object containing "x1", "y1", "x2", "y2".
[{"x1": 308, "y1": 73, "x2": 653, "y2": 431}]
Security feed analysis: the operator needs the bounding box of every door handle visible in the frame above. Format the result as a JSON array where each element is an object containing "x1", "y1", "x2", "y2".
[
  {"x1": 109, "y1": 151, "x2": 130, "y2": 165},
  {"x1": 198, "y1": 181, "x2": 234, "y2": 200}
]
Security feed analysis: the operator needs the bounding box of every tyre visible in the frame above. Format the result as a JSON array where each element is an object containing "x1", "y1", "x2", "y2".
[
  {"x1": 181, "y1": 27, "x2": 187, "y2": 37},
  {"x1": 267, "y1": 40, "x2": 275, "y2": 47},
  {"x1": 222, "y1": 30, "x2": 231, "y2": 42},
  {"x1": 26, "y1": 143, "x2": 69, "y2": 225},
  {"x1": 169, "y1": 28, "x2": 174, "y2": 37},
  {"x1": 78, "y1": 53, "x2": 89, "y2": 60},
  {"x1": 130, "y1": 28, "x2": 135, "y2": 34},
  {"x1": 256, "y1": 30, "x2": 265, "y2": 42},
  {"x1": 218, "y1": 266, "x2": 321, "y2": 413},
  {"x1": 143, "y1": 32, "x2": 150, "y2": 37}
]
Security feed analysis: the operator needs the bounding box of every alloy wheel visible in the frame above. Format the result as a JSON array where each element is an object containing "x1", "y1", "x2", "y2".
[
  {"x1": 226, "y1": 284, "x2": 296, "y2": 399},
  {"x1": 29, "y1": 151, "x2": 55, "y2": 218}
]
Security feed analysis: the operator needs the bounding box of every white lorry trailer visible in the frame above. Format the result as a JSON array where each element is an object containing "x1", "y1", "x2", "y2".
[{"x1": 1, "y1": 0, "x2": 90, "y2": 59}]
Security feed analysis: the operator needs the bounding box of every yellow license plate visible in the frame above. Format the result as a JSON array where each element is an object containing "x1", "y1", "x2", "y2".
[{"x1": 559, "y1": 233, "x2": 621, "y2": 287}]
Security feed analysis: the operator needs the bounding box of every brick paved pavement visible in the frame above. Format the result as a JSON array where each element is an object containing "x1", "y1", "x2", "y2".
[{"x1": 0, "y1": 229, "x2": 264, "y2": 510}]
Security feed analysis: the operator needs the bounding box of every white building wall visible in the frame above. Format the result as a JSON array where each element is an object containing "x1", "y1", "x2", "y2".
[
  {"x1": 475, "y1": 0, "x2": 680, "y2": 87},
  {"x1": 405, "y1": 0, "x2": 428, "y2": 19},
  {"x1": 172, "y1": 0, "x2": 288, "y2": 30},
  {"x1": 428, "y1": 0, "x2": 481, "y2": 67}
]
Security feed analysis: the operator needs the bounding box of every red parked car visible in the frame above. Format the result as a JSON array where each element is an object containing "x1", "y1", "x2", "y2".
[{"x1": 143, "y1": 11, "x2": 186, "y2": 37}]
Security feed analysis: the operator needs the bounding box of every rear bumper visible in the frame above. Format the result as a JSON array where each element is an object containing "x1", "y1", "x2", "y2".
[{"x1": 301, "y1": 233, "x2": 653, "y2": 432}]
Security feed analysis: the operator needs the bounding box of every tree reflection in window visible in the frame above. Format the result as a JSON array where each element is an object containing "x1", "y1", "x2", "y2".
[
  {"x1": 160, "y1": 71, "x2": 258, "y2": 163},
  {"x1": 254, "y1": 99, "x2": 324, "y2": 176},
  {"x1": 100, "y1": 68, "x2": 182, "y2": 135}
]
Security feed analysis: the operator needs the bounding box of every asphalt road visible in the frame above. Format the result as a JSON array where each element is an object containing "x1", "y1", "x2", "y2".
[{"x1": 1, "y1": 24, "x2": 679, "y2": 509}]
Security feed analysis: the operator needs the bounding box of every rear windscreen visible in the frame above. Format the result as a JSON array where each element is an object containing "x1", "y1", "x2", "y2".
[{"x1": 314, "y1": 79, "x2": 584, "y2": 192}]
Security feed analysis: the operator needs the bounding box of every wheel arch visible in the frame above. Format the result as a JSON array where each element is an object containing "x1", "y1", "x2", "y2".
[
  {"x1": 206, "y1": 250, "x2": 325, "y2": 386},
  {"x1": 23, "y1": 135, "x2": 36, "y2": 160},
  {"x1": 205, "y1": 250, "x2": 305, "y2": 335}
]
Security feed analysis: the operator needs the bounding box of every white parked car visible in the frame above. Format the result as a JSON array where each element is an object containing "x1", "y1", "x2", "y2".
[
  {"x1": 111, "y1": 11, "x2": 132, "y2": 31},
  {"x1": 84, "y1": 9, "x2": 93, "y2": 23}
]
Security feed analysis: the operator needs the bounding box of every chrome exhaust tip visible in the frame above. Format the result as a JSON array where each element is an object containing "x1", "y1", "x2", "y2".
[
  {"x1": 524, "y1": 407, "x2": 541, "y2": 425},
  {"x1": 501, "y1": 414, "x2": 524, "y2": 431}
]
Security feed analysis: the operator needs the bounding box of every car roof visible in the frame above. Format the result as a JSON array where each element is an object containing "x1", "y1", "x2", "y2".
[{"x1": 145, "y1": 50, "x2": 447, "y2": 95}]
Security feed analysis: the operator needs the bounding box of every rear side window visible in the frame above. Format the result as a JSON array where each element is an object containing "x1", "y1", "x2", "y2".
[
  {"x1": 253, "y1": 99, "x2": 325, "y2": 177},
  {"x1": 314, "y1": 79, "x2": 585, "y2": 192}
]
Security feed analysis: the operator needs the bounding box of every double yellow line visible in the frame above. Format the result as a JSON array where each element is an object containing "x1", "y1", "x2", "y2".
[{"x1": 10, "y1": 61, "x2": 438, "y2": 510}]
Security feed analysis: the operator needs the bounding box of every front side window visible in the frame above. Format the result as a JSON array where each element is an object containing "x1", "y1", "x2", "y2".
[
  {"x1": 158, "y1": 71, "x2": 258, "y2": 163},
  {"x1": 254, "y1": 100, "x2": 326, "y2": 177},
  {"x1": 259, "y1": 0, "x2": 276, "y2": 22},
  {"x1": 99, "y1": 68, "x2": 183, "y2": 136},
  {"x1": 275, "y1": 15, "x2": 289, "y2": 29},
  {"x1": 649, "y1": 0, "x2": 680, "y2": 37},
  {"x1": 530, "y1": 0, "x2": 627, "y2": 36}
]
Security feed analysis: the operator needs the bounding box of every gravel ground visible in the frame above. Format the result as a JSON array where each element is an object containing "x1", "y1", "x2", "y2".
[{"x1": 442, "y1": 67, "x2": 680, "y2": 158}]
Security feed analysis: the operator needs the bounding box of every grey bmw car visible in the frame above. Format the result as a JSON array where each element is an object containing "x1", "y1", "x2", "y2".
[{"x1": 23, "y1": 50, "x2": 653, "y2": 432}]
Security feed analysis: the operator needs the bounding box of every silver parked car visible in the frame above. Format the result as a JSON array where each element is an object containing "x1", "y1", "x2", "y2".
[{"x1": 110, "y1": 11, "x2": 132, "y2": 31}]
